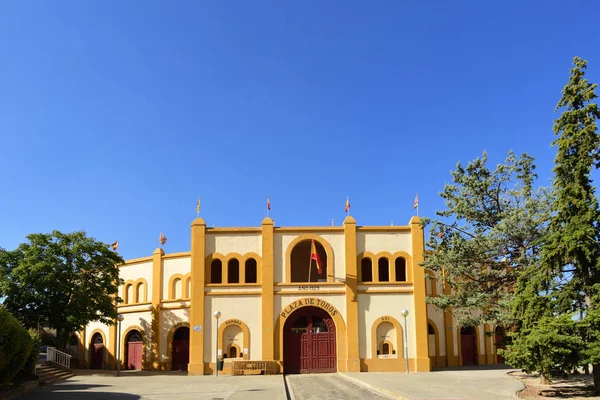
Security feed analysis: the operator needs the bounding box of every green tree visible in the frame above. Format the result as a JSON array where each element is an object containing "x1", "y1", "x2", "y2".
[
  {"x1": 525, "y1": 56, "x2": 600, "y2": 391},
  {"x1": 0, "y1": 231, "x2": 124, "y2": 349},
  {"x1": 0, "y1": 305, "x2": 33, "y2": 385},
  {"x1": 422, "y1": 151, "x2": 551, "y2": 327}
]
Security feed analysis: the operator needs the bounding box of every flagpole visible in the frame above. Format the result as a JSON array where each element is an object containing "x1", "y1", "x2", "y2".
[{"x1": 307, "y1": 243, "x2": 313, "y2": 283}]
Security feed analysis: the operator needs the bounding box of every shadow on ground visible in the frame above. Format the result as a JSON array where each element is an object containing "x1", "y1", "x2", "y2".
[
  {"x1": 21, "y1": 383, "x2": 140, "y2": 400},
  {"x1": 510, "y1": 371, "x2": 597, "y2": 399},
  {"x1": 437, "y1": 364, "x2": 516, "y2": 372}
]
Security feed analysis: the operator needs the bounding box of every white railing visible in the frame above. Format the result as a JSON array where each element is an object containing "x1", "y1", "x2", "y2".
[{"x1": 47, "y1": 347, "x2": 72, "y2": 370}]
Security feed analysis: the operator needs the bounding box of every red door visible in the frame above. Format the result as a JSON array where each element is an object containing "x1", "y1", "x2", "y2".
[
  {"x1": 127, "y1": 342, "x2": 143, "y2": 370},
  {"x1": 172, "y1": 340, "x2": 189, "y2": 371},
  {"x1": 461, "y1": 329, "x2": 477, "y2": 366},
  {"x1": 284, "y1": 308, "x2": 336, "y2": 374},
  {"x1": 91, "y1": 345, "x2": 103, "y2": 369}
]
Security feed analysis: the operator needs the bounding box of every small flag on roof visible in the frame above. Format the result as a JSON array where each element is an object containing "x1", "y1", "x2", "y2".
[{"x1": 159, "y1": 232, "x2": 167, "y2": 246}]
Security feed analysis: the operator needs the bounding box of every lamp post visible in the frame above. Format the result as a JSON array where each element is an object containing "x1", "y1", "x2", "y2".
[
  {"x1": 400, "y1": 309, "x2": 409, "y2": 374},
  {"x1": 116, "y1": 314, "x2": 124, "y2": 377},
  {"x1": 213, "y1": 311, "x2": 221, "y2": 376}
]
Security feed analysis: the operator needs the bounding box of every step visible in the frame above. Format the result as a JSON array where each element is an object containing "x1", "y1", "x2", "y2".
[
  {"x1": 42, "y1": 371, "x2": 74, "y2": 385},
  {"x1": 36, "y1": 363, "x2": 74, "y2": 385}
]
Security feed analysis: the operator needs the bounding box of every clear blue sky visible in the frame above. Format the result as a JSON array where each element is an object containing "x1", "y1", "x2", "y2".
[{"x1": 1, "y1": 1, "x2": 599, "y2": 260}]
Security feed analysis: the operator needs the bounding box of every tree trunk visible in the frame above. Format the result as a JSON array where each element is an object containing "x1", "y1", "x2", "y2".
[
  {"x1": 540, "y1": 374, "x2": 552, "y2": 385},
  {"x1": 593, "y1": 364, "x2": 600, "y2": 394}
]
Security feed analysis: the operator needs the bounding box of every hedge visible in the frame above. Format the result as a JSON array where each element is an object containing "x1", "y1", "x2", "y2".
[{"x1": 0, "y1": 306, "x2": 33, "y2": 385}]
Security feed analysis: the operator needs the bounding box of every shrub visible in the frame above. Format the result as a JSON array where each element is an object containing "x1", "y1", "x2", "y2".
[
  {"x1": 22, "y1": 329, "x2": 42, "y2": 375},
  {"x1": 0, "y1": 306, "x2": 33, "y2": 385}
]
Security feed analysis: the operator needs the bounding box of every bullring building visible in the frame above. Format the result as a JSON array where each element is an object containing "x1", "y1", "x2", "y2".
[{"x1": 77, "y1": 216, "x2": 507, "y2": 374}]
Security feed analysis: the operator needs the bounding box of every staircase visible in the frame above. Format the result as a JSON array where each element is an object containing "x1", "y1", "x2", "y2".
[{"x1": 36, "y1": 363, "x2": 74, "y2": 385}]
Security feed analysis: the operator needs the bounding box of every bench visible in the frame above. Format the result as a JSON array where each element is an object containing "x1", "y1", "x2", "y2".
[{"x1": 231, "y1": 360, "x2": 278, "y2": 376}]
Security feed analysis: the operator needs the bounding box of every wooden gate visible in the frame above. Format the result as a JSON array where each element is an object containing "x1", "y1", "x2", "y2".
[
  {"x1": 460, "y1": 327, "x2": 477, "y2": 366},
  {"x1": 126, "y1": 330, "x2": 143, "y2": 370},
  {"x1": 90, "y1": 332, "x2": 104, "y2": 369},
  {"x1": 171, "y1": 326, "x2": 190, "y2": 371},
  {"x1": 91, "y1": 345, "x2": 103, "y2": 369},
  {"x1": 283, "y1": 307, "x2": 336, "y2": 374}
]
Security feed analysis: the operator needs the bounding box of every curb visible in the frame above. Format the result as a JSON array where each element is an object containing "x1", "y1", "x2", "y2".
[
  {"x1": 337, "y1": 372, "x2": 409, "y2": 400},
  {"x1": 283, "y1": 375, "x2": 296, "y2": 400}
]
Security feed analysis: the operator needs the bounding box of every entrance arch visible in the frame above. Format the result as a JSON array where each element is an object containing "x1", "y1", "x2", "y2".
[
  {"x1": 89, "y1": 331, "x2": 105, "y2": 369},
  {"x1": 458, "y1": 326, "x2": 478, "y2": 366},
  {"x1": 283, "y1": 307, "x2": 336, "y2": 373},
  {"x1": 125, "y1": 329, "x2": 143, "y2": 370},
  {"x1": 171, "y1": 326, "x2": 190, "y2": 371}
]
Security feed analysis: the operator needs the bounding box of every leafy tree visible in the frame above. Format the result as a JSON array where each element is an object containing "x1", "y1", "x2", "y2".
[
  {"x1": 0, "y1": 305, "x2": 33, "y2": 385},
  {"x1": 0, "y1": 231, "x2": 123, "y2": 349},
  {"x1": 422, "y1": 151, "x2": 551, "y2": 327},
  {"x1": 510, "y1": 57, "x2": 600, "y2": 391}
]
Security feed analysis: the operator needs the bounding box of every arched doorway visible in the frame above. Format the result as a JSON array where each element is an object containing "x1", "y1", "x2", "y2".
[
  {"x1": 90, "y1": 332, "x2": 104, "y2": 369},
  {"x1": 283, "y1": 306, "x2": 336, "y2": 374},
  {"x1": 495, "y1": 326, "x2": 505, "y2": 364},
  {"x1": 125, "y1": 330, "x2": 143, "y2": 370},
  {"x1": 460, "y1": 326, "x2": 477, "y2": 366},
  {"x1": 172, "y1": 326, "x2": 190, "y2": 371},
  {"x1": 428, "y1": 323, "x2": 437, "y2": 368}
]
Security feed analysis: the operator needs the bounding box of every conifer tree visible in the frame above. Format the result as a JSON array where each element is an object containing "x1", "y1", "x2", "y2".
[
  {"x1": 422, "y1": 151, "x2": 550, "y2": 327},
  {"x1": 505, "y1": 57, "x2": 600, "y2": 391}
]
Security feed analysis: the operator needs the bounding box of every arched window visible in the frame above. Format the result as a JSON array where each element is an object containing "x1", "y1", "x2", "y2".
[
  {"x1": 290, "y1": 239, "x2": 327, "y2": 283},
  {"x1": 245, "y1": 258, "x2": 257, "y2": 283},
  {"x1": 186, "y1": 277, "x2": 191, "y2": 298},
  {"x1": 211, "y1": 259, "x2": 222, "y2": 284},
  {"x1": 428, "y1": 323, "x2": 435, "y2": 335},
  {"x1": 136, "y1": 282, "x2": 145, "y2": 303},
  {"x1": 395, "y1": 257, "x2": 407, "y2": 282},
  {"x1": 126, "y1": 284, "x2": 134, "y2": 304},
  {"x1": 378, "y1": 258, "x2": 390, "y2": 282},
  {"x1": 126, "y1": 330, "x2": 143, "y2": 343},
  {"x1": 173, "y1": 278, "x2": 182, "y2": 299},
  {"x1": 228, "y1": 259, "x2": 240, "y2": 284},
  {"x1": 361, "y1": 258, "x2": 373, "y2": 282}
]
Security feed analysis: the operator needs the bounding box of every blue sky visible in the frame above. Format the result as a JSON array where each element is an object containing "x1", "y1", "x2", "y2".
[{"x1": 1, "y1": 1, "x2": 599, "y2": 260}]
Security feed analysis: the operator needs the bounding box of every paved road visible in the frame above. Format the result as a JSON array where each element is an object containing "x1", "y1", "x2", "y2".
[
  {"x1": 21, "y1": 372, "x2": 286, "y2": 400},
  {"x1": 341, "y1": 368, "x2": 524, "y2": 399},
  {"x1": 286, "y1": 374, "x2": 393, "y2": 400}
]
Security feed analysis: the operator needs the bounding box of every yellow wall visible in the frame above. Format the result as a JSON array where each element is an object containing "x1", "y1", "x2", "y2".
[{"x1": 87, "y1": 215, "x2": 506, "y2": 374}]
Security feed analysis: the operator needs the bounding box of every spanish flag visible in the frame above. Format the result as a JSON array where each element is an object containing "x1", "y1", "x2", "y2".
[
  {"x1": 345, "y1": 197, "x2": 350, "y2": 213},
  {"x1": 267, "y1": 196, "x2": 271, "y2": 211},
  {"x1": 196, "y1": 197, "x2": 200, "y2": 215},
  {"x1": 311, "y1": 239, "x2": 323, "y2": 275},
  {"x1": 413, "y1": 193, "x2": 419, "y2": 209},
  {"x1": 111, "y1": 240, "x2": 119, "y2": 251}
]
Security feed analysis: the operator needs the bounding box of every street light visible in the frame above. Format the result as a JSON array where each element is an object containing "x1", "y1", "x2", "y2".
[
  {"x1": 213, "y1": 311, "x2": 221, "y2": 377},
  {"x1": 116, "y1": 314, "x2": 124, "y2": 377},
  {"x1": 400, "y1": 309, "x2": 409, "y2": 374}
]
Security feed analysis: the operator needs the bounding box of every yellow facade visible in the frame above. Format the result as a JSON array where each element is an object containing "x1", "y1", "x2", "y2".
[{"x1": 82, "y1": 216, "x2": 504, "y2": 373}]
